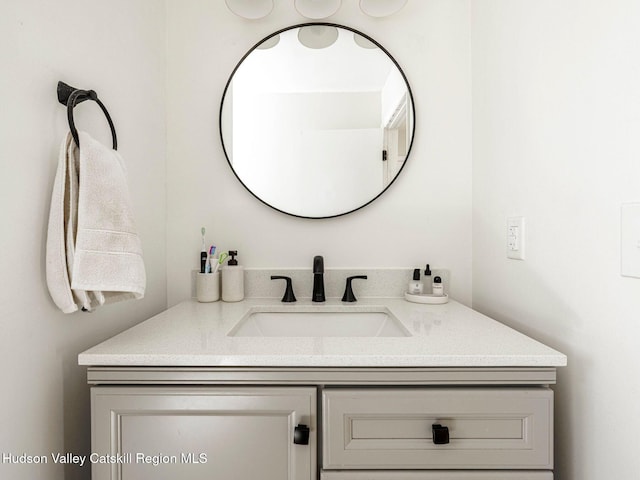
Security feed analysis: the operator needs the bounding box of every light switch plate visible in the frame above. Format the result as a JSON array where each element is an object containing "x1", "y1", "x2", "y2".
[
  {"x1": 507, "y1": 216, "x2": 525, "y2": 260},
  {"x1": 621, "y1": 203, "x2": 640, "y2": 278}
]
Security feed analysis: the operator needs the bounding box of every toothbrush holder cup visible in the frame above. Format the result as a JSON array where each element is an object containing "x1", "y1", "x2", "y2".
[{"x1": 196, "y1": 272, "x2": 221, "y2": 302}]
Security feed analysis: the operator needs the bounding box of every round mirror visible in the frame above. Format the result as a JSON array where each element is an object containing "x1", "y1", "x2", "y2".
[{"x1": 220, "y1": 23, "x2": 415, "y2": 219}]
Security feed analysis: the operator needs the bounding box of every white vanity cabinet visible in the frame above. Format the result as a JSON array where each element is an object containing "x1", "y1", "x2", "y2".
[
  {"x1": 80, "y1": 299, "x2": 565, "y2": 480},
  {"x1": 90, "y1": 386, "x2": 316, "y2": 480},
  {"x1": 87, "y1": 367, "x2": 558, "y2": 480}
]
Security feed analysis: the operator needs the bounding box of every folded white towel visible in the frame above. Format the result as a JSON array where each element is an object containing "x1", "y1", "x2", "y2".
[
  {"x1": 46, "y1": 133, "x2": 78, "y2": 313},
  {"x1": 65, "y1": 133, "x2": 93, "y2": 311},
  {"x1": 46, "y1": 131, "x2": 145, "y2": 313}
]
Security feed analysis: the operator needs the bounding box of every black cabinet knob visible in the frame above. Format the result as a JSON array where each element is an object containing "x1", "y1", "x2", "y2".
[
  {"x1": 432, "y1": 424, "x2": 450, "y2": 444},
  {"x1": 293, "y1": 424, "x2": 310, "y2": 445}
]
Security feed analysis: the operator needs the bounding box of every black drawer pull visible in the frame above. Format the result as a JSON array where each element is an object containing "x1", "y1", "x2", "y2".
[
  {"x1": 294, "y1": 424, "x2": 310, "y2": 445},
  {"x1": 432, "y1": 424, "x2": 450, "y2": 444}
]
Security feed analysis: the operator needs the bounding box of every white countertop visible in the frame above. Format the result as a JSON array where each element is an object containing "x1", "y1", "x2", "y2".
[{"x1": 78, "y1": 298, "x2": 567, "y2": 367}]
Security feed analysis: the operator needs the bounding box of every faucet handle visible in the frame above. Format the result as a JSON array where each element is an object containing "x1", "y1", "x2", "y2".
[
  {"x1": 270, "y1": 276, "x2": 297, "y2": 303},
  {"x1": 341, "y1": 275, "x2": 368, "y2": 302}
]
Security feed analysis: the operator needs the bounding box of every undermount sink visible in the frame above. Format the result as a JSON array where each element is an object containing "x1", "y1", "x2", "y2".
[{"x1": 228, "y1": 308, "x2": 411, "y2": 337}]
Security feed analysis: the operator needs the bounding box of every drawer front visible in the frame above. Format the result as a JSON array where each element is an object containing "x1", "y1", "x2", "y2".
[
  {"x1": 323, "y1": 388, "x2": 552, "y2": 470},
  {"x1": 321, "y1": 471, "x2": 553, "y2": 480}
]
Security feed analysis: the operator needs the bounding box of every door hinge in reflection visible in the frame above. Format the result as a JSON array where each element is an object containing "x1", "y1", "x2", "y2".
[{"x1": 382, "y1": 150, "x2": 387, "y2": 161}]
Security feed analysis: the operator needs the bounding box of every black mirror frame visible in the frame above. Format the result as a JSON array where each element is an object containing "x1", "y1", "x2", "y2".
[{"x1": 219, "y1": 22, "x2": 416, "y2": 220}]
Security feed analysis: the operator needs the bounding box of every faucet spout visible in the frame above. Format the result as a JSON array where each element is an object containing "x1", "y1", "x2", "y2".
[{"x1": 312, "y1": 255, "x2": 325, "y2": 302}]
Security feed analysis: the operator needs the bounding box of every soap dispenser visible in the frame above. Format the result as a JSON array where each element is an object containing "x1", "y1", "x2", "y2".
[{"x1": 222, "y1": 250, "x2": 244, "y2": 302}]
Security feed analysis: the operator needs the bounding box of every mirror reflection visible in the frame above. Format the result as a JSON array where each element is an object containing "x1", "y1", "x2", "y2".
[{"x1": 220, "y1": 24, "x2": 414, "y2": 218}]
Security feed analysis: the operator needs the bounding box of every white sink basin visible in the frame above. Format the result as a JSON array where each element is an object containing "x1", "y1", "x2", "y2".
[{"x1": 228, "y1": 309, "x2": 410, "y2": 337}]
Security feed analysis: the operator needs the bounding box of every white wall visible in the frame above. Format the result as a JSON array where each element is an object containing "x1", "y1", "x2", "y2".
[
  {"x1": 0, "y1": 1, "x2": 167, "y2": 479},
  {"x1": 166, "y1": 0, "x2": 473, "y2": 306},
  {"x1": 471, "y1": 1, "x2": 640, "y2": 479},
  {"x1": 10, "y1": 1, "x2": 637, "y2": 479}
]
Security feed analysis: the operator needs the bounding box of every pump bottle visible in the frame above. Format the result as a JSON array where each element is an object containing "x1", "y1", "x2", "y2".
[{"x1": 222, "y1": 250, "x2": 244, "y2": 302}]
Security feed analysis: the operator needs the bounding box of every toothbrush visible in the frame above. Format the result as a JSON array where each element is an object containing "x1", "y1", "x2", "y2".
[
  {"x1": 200, "y1": 227, "x2": 207, "y2": 273},
  {"x1": 206, "y1": 245, "x2": 216, "y2": 273},
  {"x1": 211, "y1": 252, "x2": 228, "y2": 276}
]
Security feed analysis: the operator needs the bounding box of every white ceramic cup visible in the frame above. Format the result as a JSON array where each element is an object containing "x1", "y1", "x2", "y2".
[{"x1": 196, "y1": 271, "x2": 220, "y2": 302}]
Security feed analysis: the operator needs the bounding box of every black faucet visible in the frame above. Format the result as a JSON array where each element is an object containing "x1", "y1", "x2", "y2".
[
  {"x1": 312, "y1": 255, "x2": 325, "y2": 302},
  {"x1": 342, "y1": 275, "x2": 368, "y2": 302},
  {"x1": 270, "y1": 276, "x2": 297, "y2": 302}
]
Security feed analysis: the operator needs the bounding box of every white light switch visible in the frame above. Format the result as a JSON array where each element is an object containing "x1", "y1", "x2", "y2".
[
  {"x1": 621, "y1": 203, "x2": 640, "y2": 278},
  {"x1": 507, "y1": 216, "x2": 525, "y2": 260}
]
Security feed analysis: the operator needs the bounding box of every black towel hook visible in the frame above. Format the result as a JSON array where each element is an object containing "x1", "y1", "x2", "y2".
[{"x1": 57, "y1": 81, "x2": 118, "y2": 150}]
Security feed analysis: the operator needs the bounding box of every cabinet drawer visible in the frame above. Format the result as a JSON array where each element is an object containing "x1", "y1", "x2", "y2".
[
  {"x1": 322, "y1": 388, "x2": 552, "y2": 470},
  {"x1": 321, "y1": 471, "x2": 553, "y2": 480}
]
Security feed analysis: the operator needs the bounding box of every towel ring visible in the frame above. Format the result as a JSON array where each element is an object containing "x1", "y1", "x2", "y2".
[{"x1": 57, "y1": 81, "x2": 118, "y2": 150}]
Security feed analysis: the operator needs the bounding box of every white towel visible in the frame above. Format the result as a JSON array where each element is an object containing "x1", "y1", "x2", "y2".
[
  {"x1": 46, "y1": 131, "x2": 145, "y2": 313},
  {"x1": 46, "y1": 133, "x2": 79, "y2": 313}
]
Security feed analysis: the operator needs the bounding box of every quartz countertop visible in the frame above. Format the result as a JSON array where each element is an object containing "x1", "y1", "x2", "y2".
[{"x1": 78, "y1": 298, "x2": 567, "y2": 367}]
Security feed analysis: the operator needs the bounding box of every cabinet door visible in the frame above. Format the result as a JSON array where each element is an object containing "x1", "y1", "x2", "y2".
[{"x1": 91, "y1": 386, "x2": 316, "y2": 480}]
